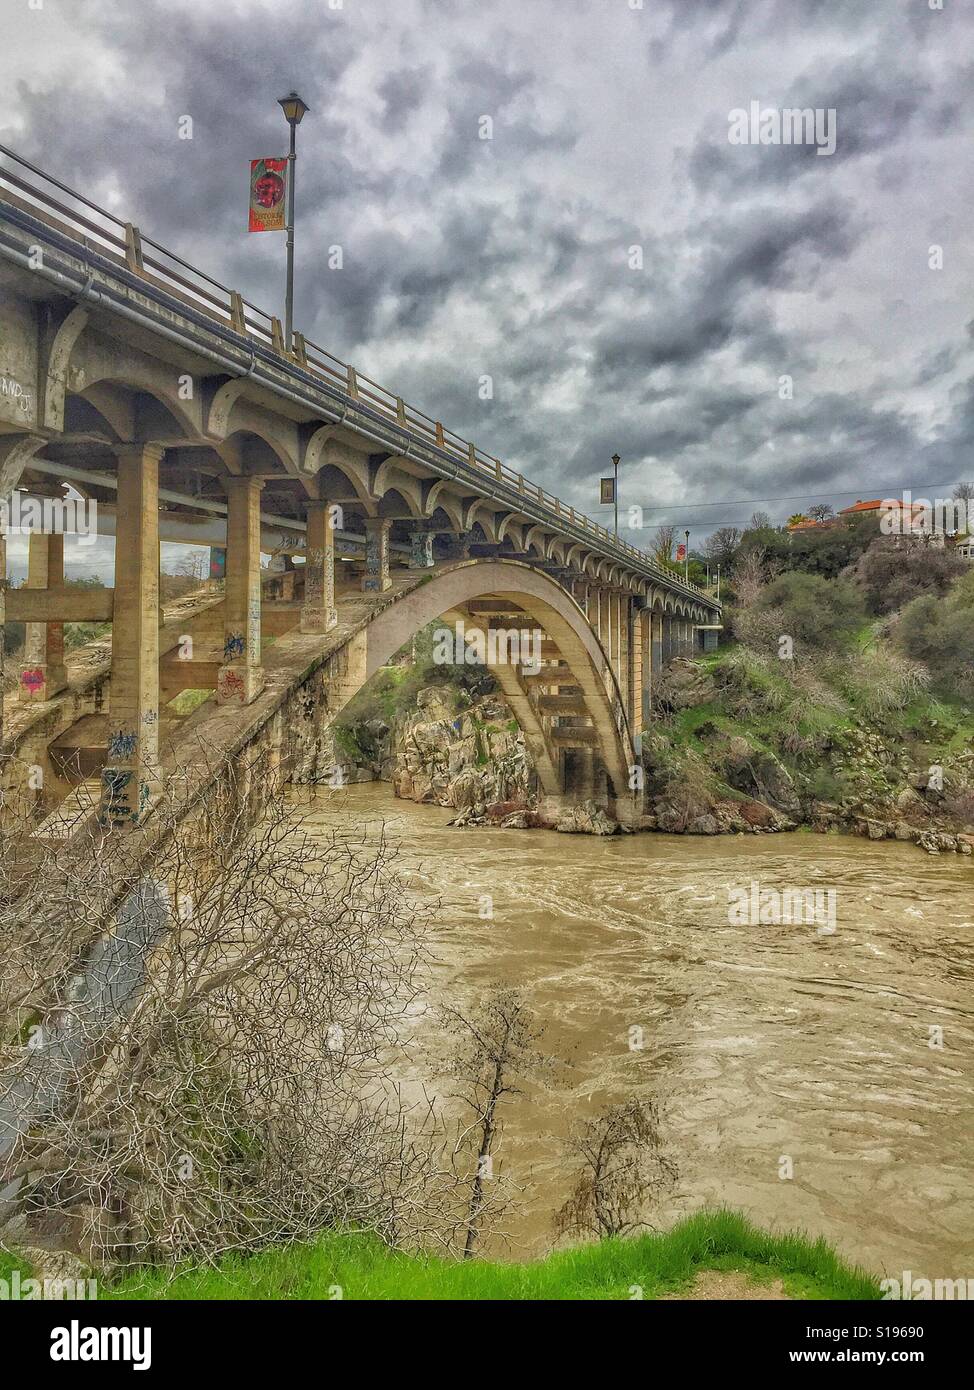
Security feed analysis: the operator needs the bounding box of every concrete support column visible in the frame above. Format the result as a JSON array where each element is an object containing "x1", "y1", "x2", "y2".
[
  {"x1": 0, "y1": 527, "x2": 6, "y2": 752},
  {"x1": 619, "y1": 594, "x2": 631, "y2": 713},
  {"x1": 362, "y1": 517, "x2": 392, "y2": 592},
  {"x1": 300, "y1": 500, "x2": 337, "y2": 633},
  {"x1": 19, "y1": 526, "x2": 67, "y2": 701},
  {"x1": 408, "y1": 524, "x2": 435, "y2": 569},
  {"x1": 440, "y1": 529, "x2": 471, "y2": 562},
  {"x1": 100, "y1": 443, "x2": 163, "y2": 828},
  {"x1": 217, "y1": 475, "x2": 265, "y2": 705},
  {"x1": 631, "y1": 606, "x2": 644, "y2": 737},
  {"x1": 652, "y1": 611, "x2": 664, "y2": 675},
  {"x1": 605, "y1": 590, "x2": 615, "y2": 665}
]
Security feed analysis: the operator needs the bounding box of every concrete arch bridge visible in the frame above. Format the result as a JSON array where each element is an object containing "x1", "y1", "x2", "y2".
[{"x1": 0, "y1": 148, "x2": 721, "y2": 839}]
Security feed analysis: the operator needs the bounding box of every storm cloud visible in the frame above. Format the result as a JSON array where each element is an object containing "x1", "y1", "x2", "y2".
[{"x1": 3, "y1": 0, "x2": 972, "y2": 547}]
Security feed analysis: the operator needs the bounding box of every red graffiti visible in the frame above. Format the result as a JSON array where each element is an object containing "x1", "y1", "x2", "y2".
[
  {"x1": 219, "y1": 669, "x2": 246, "y2": 702},
  {"x1": 20, "y1": 667, "x2": 45, "y2": 694}
]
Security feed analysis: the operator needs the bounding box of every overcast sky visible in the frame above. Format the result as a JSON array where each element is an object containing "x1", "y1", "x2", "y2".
[{"x1": 3, "y1": 0, "x2": 972, "y2": 574}]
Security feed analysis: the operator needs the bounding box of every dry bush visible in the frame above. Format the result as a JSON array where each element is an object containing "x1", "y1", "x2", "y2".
[
  {"x1": 554, "y1": 1099, "x2": 677, "y2": 1242},
  {"x1": 0, "y1": 755, "x2": 464, "y2": 1268}
]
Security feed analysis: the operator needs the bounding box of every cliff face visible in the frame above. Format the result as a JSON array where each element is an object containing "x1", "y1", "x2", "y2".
[{"x1": 391, "y1": 687, "x2": 536, "y2": 813}]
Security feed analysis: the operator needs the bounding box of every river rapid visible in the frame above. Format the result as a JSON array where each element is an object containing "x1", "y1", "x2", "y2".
[{"x1": 303, "y1": 783, "x2": 974, "y2": 1278}]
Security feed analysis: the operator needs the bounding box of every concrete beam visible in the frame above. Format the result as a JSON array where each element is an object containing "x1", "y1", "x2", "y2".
[{"x1": 5, "y1": 589, "x2": 115, "y2": 622}]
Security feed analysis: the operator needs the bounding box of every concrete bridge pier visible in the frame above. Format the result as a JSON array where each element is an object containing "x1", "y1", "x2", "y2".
[
  {"x1": 18, "y1": 498, "x2": 67, "y2": 703},
  {"x1": 217, "y1": 476, "x2": 265, "y2": 705},
  {"x1": 300, "y1": 499, "x2": 337, "y2": 634},
  {"x1": 362, "y1": 518, "x2": 392, "y2": 592},
  {"x1": 99, "y1": 444, "x2": 163, "y2": 828}
]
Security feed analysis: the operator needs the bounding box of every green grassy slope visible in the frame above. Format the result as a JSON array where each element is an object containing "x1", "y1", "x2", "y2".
[{"x1": 89, "y1": 1211, "x2": 882, "y2": 1302}]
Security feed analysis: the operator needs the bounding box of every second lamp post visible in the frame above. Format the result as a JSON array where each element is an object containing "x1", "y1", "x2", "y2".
[{"x1": 278, "y1": 90, "x2": 309, "y2": 351}]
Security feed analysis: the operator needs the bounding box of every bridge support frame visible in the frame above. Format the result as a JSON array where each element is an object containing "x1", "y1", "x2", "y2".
[
  {"x1": 100, "y1": 443, "x2": 164, "y2": 828},
  {"x1": 217, "y1": 475, "x2": 265, "y2": 705},
  {"x1": 300, "y1": 500, "x2": 337, "y2": 633}
]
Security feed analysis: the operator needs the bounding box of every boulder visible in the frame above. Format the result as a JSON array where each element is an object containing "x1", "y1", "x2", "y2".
[{"x1": 555, "y1": 799, "x2": 618, "y2": 836}]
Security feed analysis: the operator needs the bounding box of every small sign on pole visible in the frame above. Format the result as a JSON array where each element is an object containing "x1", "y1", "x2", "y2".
[{"x1": 600, "y1": 477, "x2": 616, "y2": 504}]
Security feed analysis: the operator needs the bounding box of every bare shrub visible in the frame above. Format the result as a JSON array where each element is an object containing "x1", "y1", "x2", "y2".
[
  {"x1": 554, "y1": 1099, "x2": 677, "y2": 1242},
  {"x1": 0, "y1": 756, "x2": 454, "y2": 1268}
]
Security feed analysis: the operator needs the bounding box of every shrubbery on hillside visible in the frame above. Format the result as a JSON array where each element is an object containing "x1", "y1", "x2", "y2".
[
  {"x1": 734, "y1": 571, "x2": 863, "y2": 657},
  {"x1": 851, "y1": 537, "x2": 966, "y2": 615}
]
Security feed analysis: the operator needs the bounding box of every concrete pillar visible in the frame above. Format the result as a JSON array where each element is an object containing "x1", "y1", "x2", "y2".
[
  {"x1": 300, "y1": 500, "x2": 337, "y2": 633},
  {"x1": 618, "y1": 595, "x2": 630, "y2": 712},
  {"x1": 19, "y1": 525, "x2": 67, "y2": 701},
  {"x1": 408, "y1": 525, "x2": 435, "y2": 569},
  {"x1": 0, "y1": 527, "x2": 6, "y2": 752},
  {"x1": 362, "y1": 517, "x2": 392, "y2": 592},
  {"x1": 217, "y1": 475, "x2": 264, "y2": 705},
  {"x1": 631, "y1": 606, "x2": 644, "y2": 737},
  {"x1": 652, "y1": 611, "x2": 664, "y2": 673},
  {"x1": 100, "y1": 443, "x2": 163, "y2": 828},
  {"x1": 440, "y1": 529, "x2": 471, "y2": 562}
]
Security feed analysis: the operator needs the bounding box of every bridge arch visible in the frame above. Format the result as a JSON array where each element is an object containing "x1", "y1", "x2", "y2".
[{"x1": 332, "y1": 559, "x2": 639, "y2": 822}]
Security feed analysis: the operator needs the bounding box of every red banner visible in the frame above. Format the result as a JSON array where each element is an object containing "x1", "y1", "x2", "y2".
[
  {"x1": 248, "y1": 157, "x2": 287, "y2": 232},
  {"x1": 675, "y1": 543, "x2": 687, "y2": 561}
]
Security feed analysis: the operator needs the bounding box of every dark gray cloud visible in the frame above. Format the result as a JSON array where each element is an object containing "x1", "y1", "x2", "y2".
[{"x1": 3, "y1": 0, "x2": 972, "y2": 544}]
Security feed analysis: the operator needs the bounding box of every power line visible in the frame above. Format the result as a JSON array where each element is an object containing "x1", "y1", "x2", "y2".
[{"x1": 633, "y1": 481, "x2": 960, "y2": 514}]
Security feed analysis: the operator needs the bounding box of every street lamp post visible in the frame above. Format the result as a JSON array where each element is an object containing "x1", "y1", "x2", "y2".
[
  {"x1": 684, "y1": 529, "x2": 690, "y2": 583},
  {"x1": 611, "y1": 453, "x2": 621, "y2": 537},
  {"x1": 278, "y1": 90, "x2": 309, "y2": 351}
]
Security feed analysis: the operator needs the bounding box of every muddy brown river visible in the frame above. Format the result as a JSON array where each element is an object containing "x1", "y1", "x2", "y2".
[{"x1": 304, "y1": 783, "x2": 974, "y2": 1279}]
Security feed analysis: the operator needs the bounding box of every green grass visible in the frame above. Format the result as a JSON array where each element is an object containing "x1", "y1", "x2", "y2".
[{"x1": 91, "y1": 1211, "x2": 882, "y2": 1302}]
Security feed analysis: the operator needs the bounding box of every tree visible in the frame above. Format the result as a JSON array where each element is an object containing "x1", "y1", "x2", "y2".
[
  {"x1": 787, "y1": 513, "x2": 809, "y2": 527},
  {"x1": 808, "y1": 503, "x2": 834, "y2": 522},
  {"x1": 652, "y1": 525, "x2": 675, "y2": 565},
  {"x1": 554, "y1": 1100, "x2": 677, "y2": 1241},
  {"x1": 703, "y1": 527, "x2": 741, "y2": 568},
  {"x1": 748, "y1": 511, "x2": 772, "y2": 531},
  {"x1": 953, "y1": 482, "x2": 974, "y2": 502},
  {"x1": 444, "y1": 990, "x2": 546, "y2": 1258}
]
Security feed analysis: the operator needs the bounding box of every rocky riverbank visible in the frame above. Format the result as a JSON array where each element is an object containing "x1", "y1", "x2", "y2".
[{"x1": 333, "y1": 656, "x2": 974, "y2": 852}]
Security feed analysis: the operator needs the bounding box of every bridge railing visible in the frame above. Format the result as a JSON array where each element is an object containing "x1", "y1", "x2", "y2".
[{"x1": 0, "y1": 142, "x2": 712, "y2": 603}]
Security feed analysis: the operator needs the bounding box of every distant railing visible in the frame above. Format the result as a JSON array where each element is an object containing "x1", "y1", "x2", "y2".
[{"x1": 0, "y1": 142, "x2": 712, "y2": 603}]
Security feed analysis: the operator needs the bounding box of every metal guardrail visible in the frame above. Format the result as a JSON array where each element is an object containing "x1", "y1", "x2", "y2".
[{"x1": 0, "y1": 142, "x2": 713, "y2": 603}]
